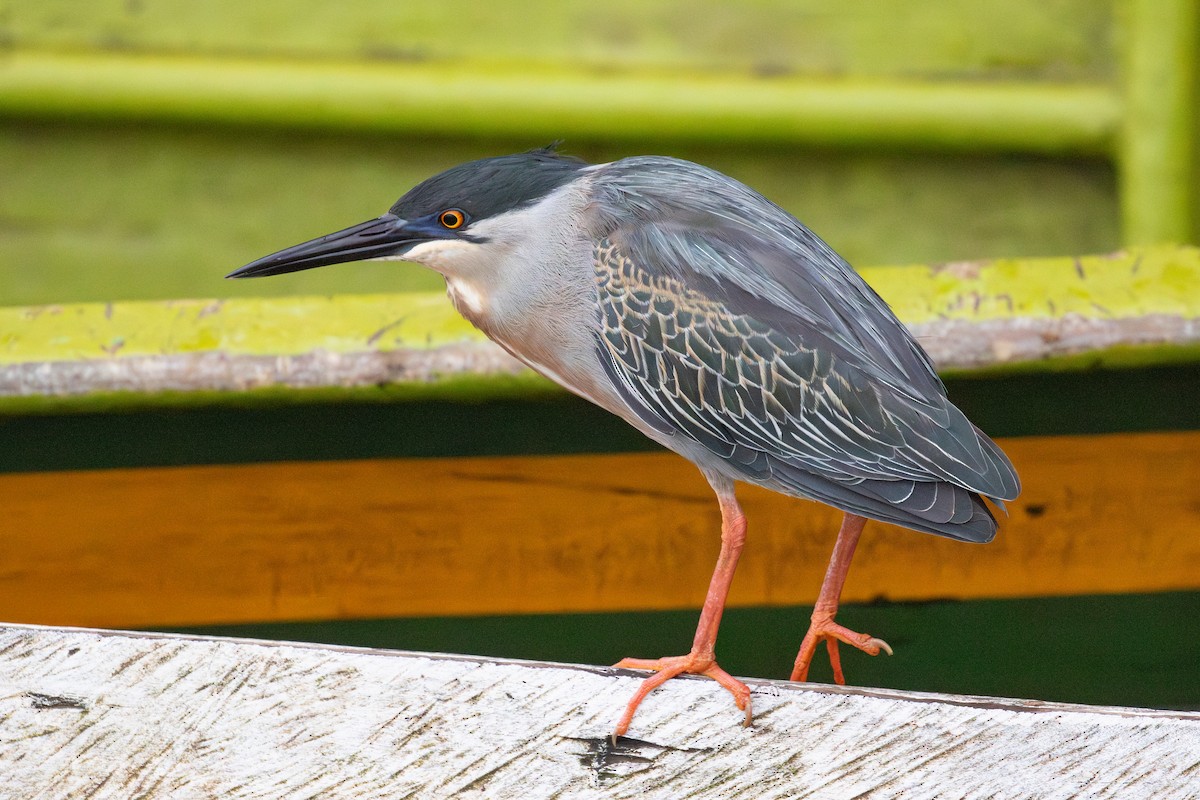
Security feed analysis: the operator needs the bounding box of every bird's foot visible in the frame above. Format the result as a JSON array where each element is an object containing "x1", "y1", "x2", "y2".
[
  {"x1": 612, "y1": 651, "x2": 751, "y2": 741},
  {"x1": 789, "y1": 610, "x2": 892, "y2": 683}
]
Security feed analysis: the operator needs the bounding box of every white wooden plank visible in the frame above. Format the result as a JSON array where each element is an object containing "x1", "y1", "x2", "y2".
[{"x1": 1, "y1": 623, "x2": 1197, "y2": 799}]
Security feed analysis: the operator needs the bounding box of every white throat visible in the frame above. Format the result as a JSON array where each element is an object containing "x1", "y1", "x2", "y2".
[{"x1": 445, "y1": 274, "x2": 487, "y2": 318}]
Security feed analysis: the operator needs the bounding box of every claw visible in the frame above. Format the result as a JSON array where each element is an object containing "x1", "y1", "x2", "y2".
[{"x1": 870, "y1": 637, "x2": 894, "y2": 657}]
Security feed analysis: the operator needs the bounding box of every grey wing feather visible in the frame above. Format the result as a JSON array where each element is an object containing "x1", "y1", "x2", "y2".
[{"x1": 588, "y1": 158, "x2": 1020, "y2": 542}]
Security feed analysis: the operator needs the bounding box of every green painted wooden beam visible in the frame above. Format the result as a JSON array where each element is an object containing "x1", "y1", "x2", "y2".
[
  {"x1": 4, "y1": 245, "x2": 1197, "y2": 364},
  {"x1": 1, "y1": 246, "x2": 1198, "y2": 416},
  {"x1": 0, "y1": 50, "x2": 1120, "y2": 155},
  {"x1": 0, "y1": 294, "x2": 480, "y2": 364},
  {"x1": 1119, "y1": 0, "x2": 1199, "y2": 246}
]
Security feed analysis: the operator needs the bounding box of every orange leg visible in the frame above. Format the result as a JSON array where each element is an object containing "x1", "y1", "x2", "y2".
[
  {"x1": 790, "y1": 513, "x2": 893, "y2": 683},
  {"x1": 612, "y1": 480, "x2": 751, "y2": 740}
]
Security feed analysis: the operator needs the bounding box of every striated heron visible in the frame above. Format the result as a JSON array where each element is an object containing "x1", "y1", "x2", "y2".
[{"x1": 230, "y1": 147, "x2": 1021, "y2": 739}]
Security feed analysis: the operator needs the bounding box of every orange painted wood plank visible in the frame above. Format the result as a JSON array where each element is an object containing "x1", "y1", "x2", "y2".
[{"x1": 3, "y1": 431, "x2": 1197, "y2": 628}]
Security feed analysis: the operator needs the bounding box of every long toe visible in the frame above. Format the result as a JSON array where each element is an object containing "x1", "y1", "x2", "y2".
[
  {"x1": 790, "y1": 616, "x2": 892, "y2": 683},
  {"x1": 613, "y1": 653, "x2": 751, "y2": 740}
]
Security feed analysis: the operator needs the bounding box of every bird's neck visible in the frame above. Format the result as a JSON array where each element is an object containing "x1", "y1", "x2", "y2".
[
  {"x1": 445, "y1": 275, "x2": 492, "y2": 330},
  {"x1": 444, "y1": 267, "x2": 612, "y2": 408}
]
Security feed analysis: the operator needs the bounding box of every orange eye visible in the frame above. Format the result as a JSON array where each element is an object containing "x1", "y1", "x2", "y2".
[{"x1": 439, "y1": 209, "x2": 466, "y2": 229}]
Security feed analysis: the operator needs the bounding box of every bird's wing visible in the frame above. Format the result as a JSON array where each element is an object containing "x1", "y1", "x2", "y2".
[{"x1": 586, "y1": 158, "x2": 1019, "y2": 537}]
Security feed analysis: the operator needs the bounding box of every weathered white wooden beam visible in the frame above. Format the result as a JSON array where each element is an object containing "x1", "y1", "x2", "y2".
[{"x1": 1, "y1": 625, "x2": 1197, "y2": 798}]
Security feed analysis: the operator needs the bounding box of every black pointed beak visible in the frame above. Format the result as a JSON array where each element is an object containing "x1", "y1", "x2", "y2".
[{"x1": 227, "y1": 213, "x2": 434, "y2": 279}]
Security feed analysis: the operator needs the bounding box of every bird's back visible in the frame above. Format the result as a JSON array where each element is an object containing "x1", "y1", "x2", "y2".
[{"x1": 583, "y1": 157, "x2": 1019, "y2": 541}]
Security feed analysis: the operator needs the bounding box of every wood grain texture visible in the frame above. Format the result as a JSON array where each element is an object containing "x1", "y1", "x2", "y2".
[
  {"x1": 1, "y1": 431, "x2": 1197, "y2": 628},
  {"x1": 1, "y1": 624, "x2": 1198, "y2": 799}
]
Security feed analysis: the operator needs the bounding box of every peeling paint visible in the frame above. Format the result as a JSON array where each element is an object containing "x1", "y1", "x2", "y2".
[
  {"x1": 0, "y1": 247, "x2": 1196, "y2": 369},
  {"x1": 0, "y1": 293, "x2": 481, "y2": 365}
]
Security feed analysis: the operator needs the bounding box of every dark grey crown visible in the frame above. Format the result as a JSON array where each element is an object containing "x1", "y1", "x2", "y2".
[{"x1": 389, "y1": 147, "x2": 588, "y2": 223}]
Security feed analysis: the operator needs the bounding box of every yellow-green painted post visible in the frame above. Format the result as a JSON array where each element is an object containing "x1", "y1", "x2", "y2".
[{"x1": 1121, "y1": 0, "x2": 1199, "y2": 246}]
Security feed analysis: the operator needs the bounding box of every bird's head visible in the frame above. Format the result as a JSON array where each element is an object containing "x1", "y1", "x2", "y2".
[{"x1": 228, "y1": 146, "x2": 588, "y2": 283}]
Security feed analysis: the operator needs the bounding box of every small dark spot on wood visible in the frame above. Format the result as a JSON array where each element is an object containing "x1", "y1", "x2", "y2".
[
  {"x1": 27, "y1": 691, "x2": 88, "y2": 711},
  {"x1": 567, "y1": 734, "x2": 714, "y2": 780},
  {"x1": 1025, "y1": 503, "x2": 1047, "y2": 518},
  {"x1": 573, "y1": 736, "x2": 659, "y2": 780},
  {"x1": 367, "y1": 316, "x2": 408, "y2": 347},
  {"x1": 67, "y1": 647, "x2": 79, "y2": 656},
  {"x1": 114, "y1": 650, "x2": 149, "y2": 674}
]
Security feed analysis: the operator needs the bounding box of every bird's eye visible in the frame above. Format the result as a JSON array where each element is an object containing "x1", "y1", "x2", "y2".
[{"x1": 439, "y1": 209, "x2": 466, "y2": 230}]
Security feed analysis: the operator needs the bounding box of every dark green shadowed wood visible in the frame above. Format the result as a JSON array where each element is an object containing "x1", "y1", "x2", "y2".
[{"x1": 1, "y1": 365, "x2": 1198, "y2": 475}]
